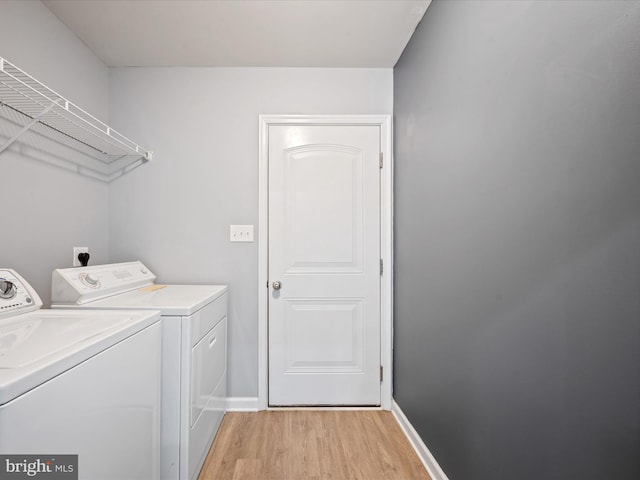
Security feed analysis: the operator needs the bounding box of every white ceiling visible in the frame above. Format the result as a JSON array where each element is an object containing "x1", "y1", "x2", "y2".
[{"x1": 42, "y1": 0, "x2": 430, "y2": 68}]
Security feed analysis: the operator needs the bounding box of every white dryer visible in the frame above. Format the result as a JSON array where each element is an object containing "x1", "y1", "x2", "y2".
[
  {"x1": 0, "y1": 268, "x2": 162, "y2": 480},
  {"x1": 51, "y1": 261, "x2": 228, "y2": 480}
]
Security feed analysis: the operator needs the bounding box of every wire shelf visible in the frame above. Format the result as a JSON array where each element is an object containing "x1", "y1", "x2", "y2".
[{"x1": 0, "y1": 57, "x2": 152, "y2": 182}]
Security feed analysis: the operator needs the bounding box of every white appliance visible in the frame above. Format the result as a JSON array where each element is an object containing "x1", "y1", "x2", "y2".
[
  {"x1": 51, "y1": 261, "x2": 228, "y2": 480},
  {"x1": 0, "y1": 268, "x2": 162, "y2": 480}
]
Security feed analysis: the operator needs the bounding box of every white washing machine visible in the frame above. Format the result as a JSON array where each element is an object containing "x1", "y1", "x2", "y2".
[
  {"x1": 0, "y1": 268, "x2": 162, "y2": 480},
  {"x1": 51, "y1": 261, "x2": 228, "y2": 480}
]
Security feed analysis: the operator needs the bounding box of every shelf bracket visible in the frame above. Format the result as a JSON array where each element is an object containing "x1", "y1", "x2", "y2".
[{"x1": 0, "y1": 101, "x2": 57, "y2": 155}]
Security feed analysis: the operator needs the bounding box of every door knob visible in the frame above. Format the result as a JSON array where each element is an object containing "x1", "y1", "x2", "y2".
[{"x1": 272, "y1": 281, "x2": 282, "y2": 290}]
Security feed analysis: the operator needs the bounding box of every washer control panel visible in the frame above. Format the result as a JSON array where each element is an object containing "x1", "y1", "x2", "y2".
[
  {"x1": 0, "y1": 269, "x2": 43, "y2": 319},
  {"x1": 52, "y1": 261, "x2": 157, "y2": 305}
]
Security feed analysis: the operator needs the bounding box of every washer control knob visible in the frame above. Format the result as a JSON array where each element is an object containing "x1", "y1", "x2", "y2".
[
  {"x1": 141, "y1": 268, "x2": 148, "y2": 275},
  {"x1": 84, "y1": 274, "x2": 99, "y2": 286},
  {"x1": 0, "y1": 279, "x2": 17, "y2": 299}
]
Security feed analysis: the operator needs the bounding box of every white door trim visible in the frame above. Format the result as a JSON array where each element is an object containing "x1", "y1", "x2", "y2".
[{"x1": 258, "y1": 114, "x2": 393, "y2": 410}]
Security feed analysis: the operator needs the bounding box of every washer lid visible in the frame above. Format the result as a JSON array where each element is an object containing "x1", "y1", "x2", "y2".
[
  {"x1": 0, "y1": 312, "x2": 134, "y2": 368},
  {"x1": 0, "y1": 309, "x2": 160, "y2": 405},
  {"x1": 54, "y1": 284, "x2": 228, "y2": 316}
]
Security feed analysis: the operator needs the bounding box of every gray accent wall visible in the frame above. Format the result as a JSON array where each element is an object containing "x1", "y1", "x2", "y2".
[{"x1": 393, "y1": 1, "x2": 640, "y2": 479}]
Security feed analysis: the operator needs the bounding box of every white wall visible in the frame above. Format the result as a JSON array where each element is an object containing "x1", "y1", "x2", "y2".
[
  {"x1": 108, "y1": 67, "x2": 393, "y2": 397},
  {"x1": 0, "y1": 0, "x2": 110, "y2": 305}
]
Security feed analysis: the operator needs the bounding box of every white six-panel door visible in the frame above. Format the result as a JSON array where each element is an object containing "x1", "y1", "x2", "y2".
[{"x1": 268, "y1": 124, "x2": 381, "y2": 406}]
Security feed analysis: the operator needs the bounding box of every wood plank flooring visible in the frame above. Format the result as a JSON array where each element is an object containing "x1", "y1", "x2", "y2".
[{"x1": 198, "y1": 410, "x2": 431, "y2": 480}]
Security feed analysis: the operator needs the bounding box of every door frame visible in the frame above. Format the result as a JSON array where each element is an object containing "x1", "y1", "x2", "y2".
[{"x1": 258, "y1": 114, "x2": 393, "y2": 410}]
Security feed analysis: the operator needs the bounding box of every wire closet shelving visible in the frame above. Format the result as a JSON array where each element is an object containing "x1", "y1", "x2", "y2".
[{"x1": 0, "y1": 56, "x2": 152, "y2": 182}]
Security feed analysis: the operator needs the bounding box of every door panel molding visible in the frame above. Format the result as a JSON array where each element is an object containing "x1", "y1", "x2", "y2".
[
  {"x1": 282, "y1": 298, "x2": 364, "y2": 374},
  {"x1": 283, "y1": 144, "x2": 365, "y2": 274},
  {"x1": 258, "y1": 114, "x2": 393, "y2": 410}
]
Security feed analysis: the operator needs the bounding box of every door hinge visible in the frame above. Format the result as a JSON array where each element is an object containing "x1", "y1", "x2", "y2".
[
  {"x1": 379, "y1": 152, "x2": 383, "y2": 168},
  {"x1": 380, "y1": 258, "x2": 383, "y2": 275},
  {"x1": 380, "y1": 366, "x2": 384, "y2": 382}
]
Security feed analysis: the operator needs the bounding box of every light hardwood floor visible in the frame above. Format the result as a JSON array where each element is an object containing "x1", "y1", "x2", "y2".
[{"x1": 198, "y1": 410, "x2": 431, "y2": 480}]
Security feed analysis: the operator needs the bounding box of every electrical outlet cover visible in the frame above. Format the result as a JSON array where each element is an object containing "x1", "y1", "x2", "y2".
[{"x1": 73, "y1": 247, "x2": 89, "y2": 267}]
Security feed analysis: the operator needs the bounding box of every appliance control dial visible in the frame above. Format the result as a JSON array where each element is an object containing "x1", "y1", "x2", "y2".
[
  {"x1": 0, "y1": 279, "x2": 17, "y2": 299},
  {"x1": 80, "y1": 273, "x2": 101, "y2": 288},
  {"x1": 0, "y1": 269, "x2": 42, "y2": 319}
]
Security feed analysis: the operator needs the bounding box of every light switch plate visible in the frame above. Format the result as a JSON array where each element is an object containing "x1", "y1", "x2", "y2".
[{"x1": 230, "y1": 225, "x2": 254, "y2": 242}]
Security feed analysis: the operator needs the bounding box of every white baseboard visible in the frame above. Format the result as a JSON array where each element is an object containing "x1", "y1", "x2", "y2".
[
  {"x1": 391, "y1": 400, "x2": 450, "y2": 480},
  {"x1": 226, "y1": 397, "x2": 259, "y2": 412}
]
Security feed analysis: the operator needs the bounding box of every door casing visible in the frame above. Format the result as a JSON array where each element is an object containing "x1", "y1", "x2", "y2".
[{"x1": 258, "y1": 114, "x2": 393, "y2": 410}]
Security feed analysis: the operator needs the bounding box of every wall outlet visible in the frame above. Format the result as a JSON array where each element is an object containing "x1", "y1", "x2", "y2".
[
  {"x1": 73, "y1": 247, "x2": 89, "y2": 267},
  {"x1": 230, "y1": 225, "x2": 254, "y2": 242}
]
